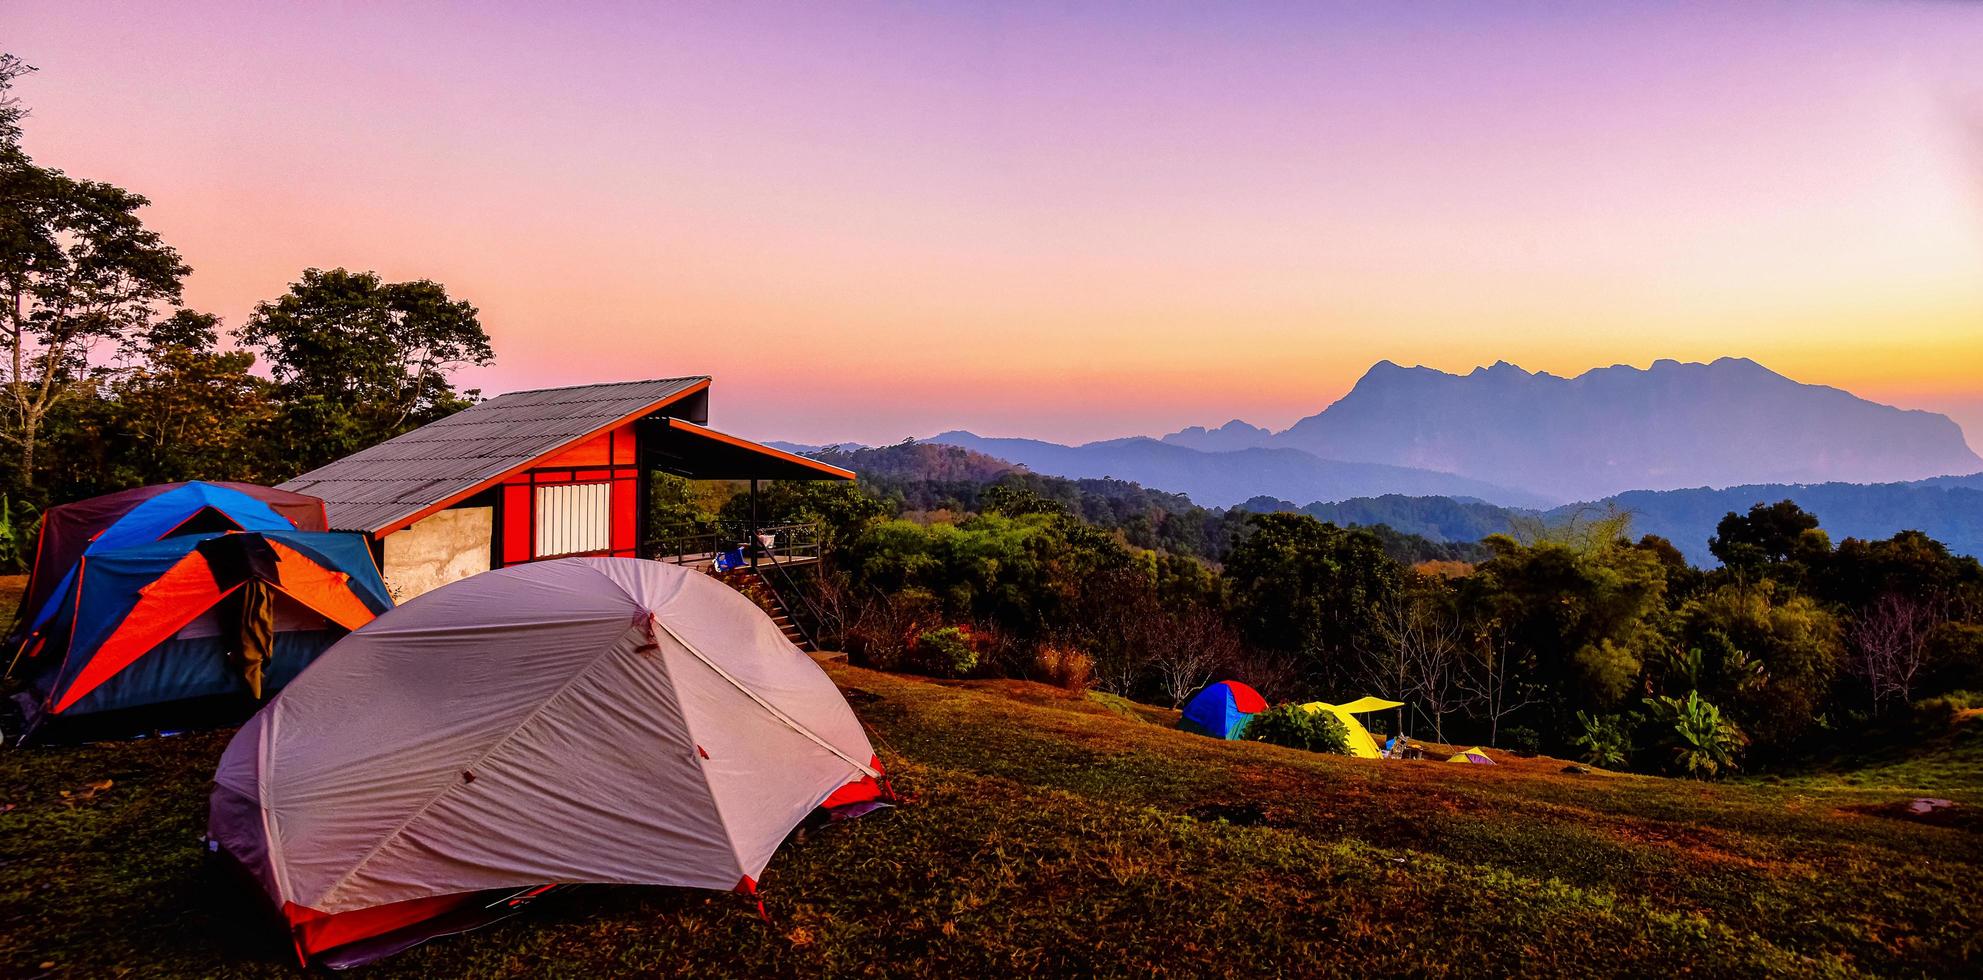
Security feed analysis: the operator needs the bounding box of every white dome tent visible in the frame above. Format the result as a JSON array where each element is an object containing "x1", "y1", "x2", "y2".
[{"x1": 208, "y1": 558, "x2": 887, "y2": 967}]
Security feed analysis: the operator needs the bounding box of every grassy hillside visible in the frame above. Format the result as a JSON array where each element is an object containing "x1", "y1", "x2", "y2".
[{"x1": 2, "y1": 665, "x2": 1977, "y2": 977}]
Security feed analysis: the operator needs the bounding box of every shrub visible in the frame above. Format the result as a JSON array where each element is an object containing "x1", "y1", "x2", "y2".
[
  {"x1": 847, "y1": 588, "x2": 939, "y2": 671},
  {"x1": 914, "y1": 625, "x2": 981, "y2": 678},
  {"x1": 1644, "y1": 690, "x2": 1747, "y2": 779},
  {"x1": 1572, "y1": 711, "x2": 1632, "y2": 769},
  {"x1": 0, "y1": 496, "x2": 38, "y2": 574},
  {"x1": 1911, "y1": 690, "x2": 1978, "y2": 733},
  {"x1": 1500, "y1": 726, "x2": 1541, "y2": 756},
  {"x1": 1032, "y1": 644, "x2": 1094, "y2": 691},
  {"x1": 1243, "y1": 704, "x2": 1350, "y2": 755}
]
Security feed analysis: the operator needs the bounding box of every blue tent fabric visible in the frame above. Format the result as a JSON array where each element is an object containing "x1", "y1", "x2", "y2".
[
  {"x1": 1179, "y1": 681, "x2": 1266, "y2": 739},
  {"x1": 25, "y1": 483, "x2": 302, "y2": 638},
  {"x1": 92, "y1": 483, "x2": 294, "y2": 552},
  {"x1": 53, "y1": 629, "x2": 337, "y2": 719},
  {"x1": 24, "y1": 530, "x2": 391, "y2": 734}
]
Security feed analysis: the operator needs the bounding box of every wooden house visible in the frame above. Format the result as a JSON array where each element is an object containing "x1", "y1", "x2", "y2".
[{"x1": 281, "y1": 377, "x2": 853, "y2": 599}]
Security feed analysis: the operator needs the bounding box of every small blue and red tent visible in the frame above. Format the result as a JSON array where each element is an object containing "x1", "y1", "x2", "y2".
[
  {"x1": 8, "y1": 483, "x2": 388, "y2": 741},
  {"x1": 1179, "y1": 680, "x2": 1269, "y2": 739}
]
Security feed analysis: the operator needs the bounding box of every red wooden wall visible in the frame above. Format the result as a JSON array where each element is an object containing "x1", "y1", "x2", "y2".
[{"x1": 497, "y1": 423, "x2": 640, "y2": 566}]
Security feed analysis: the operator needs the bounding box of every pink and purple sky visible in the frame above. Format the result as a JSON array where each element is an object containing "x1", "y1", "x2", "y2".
[{"x1": 9, "y1": 1, "x2": 1983, "y2": 446}]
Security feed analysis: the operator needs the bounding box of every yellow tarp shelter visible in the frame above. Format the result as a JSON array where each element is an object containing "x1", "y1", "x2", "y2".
[
  {"x1": 1447, "y1": 746, "x2": 1495, "y2": 764},
  {"x1": 1297, "y1": 697, "x2": 1404, "y2": 758}
]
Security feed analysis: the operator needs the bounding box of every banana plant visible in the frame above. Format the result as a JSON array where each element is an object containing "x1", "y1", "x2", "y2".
[{"x1": 1644, "y1": 690, "x2": 1747, "y2": 779}]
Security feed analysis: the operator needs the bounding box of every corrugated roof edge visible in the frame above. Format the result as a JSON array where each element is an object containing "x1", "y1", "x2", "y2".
[
  {"x1": 659, "y1": 418, "x2": 857, "y2": 481},
  {"x1": 492, "y1": 375, "x2": 710, "y2": 398}
]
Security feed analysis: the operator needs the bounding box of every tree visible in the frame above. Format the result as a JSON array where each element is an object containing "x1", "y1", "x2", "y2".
[
  {"x1": 238, "y1": 267, "x2": 491, "y2": 475},
  {"x1": 1671, "y1": 584, "x2": 1840, "y2": 757},
  {"x1": 1143, "y1": 605, "x2": 1243, "y2": 707},
  {"x1": 1632, "y1": 534, "x2": 1704, "y2": 603},
  {"x1": 90, "y1": 311, "x2": 277, "y2": 486},
  {"x1": 846, "y1": 509, "x2": 1131, "y2": 645},
  {"x1": 1817, "y1": 530, "x2": 1982, "y2": 618},
  {"x1": 1074, "y1": 566, "x2": 1163, "y2": 698},
  {"x1": 1457, "y1": 616, "x2": 1541, "y2": 747},
  {"x1": 1508, "y1": 503, "x2": 1633, "y2": 555},
  {"x1": 719, "y1": 477, "x2": 889, "y2": 557},
  {"x1": 1846, "y1": 592, "x2": 1938, "y2": 713},
  {"x1": 1708, "y1": 500, "x2": 1826, "y2": 575},
  {"x1": 981, "y1": 482, "x2": 1067, "y2": 518},
  {"x1": 1225, "y1": 513, "x2": 1403, "y2": 695},
  {"x1": 1367, "y1": 576, "x2": 1468, "y2": 741},
  {"x1": 1, "y1": 55, "x2": 192, "y2": 492},
  {"x1": 1460, "y1": 534, "x2": 1669, "y2": 744}
]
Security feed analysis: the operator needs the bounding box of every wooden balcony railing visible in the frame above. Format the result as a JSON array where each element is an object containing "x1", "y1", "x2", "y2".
[{"x1": 646, "y1": 521, "x2": 822, "y2": 570}]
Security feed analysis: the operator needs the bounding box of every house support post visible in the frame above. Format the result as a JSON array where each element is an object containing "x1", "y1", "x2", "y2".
[{"x1": 749, "y1": 478, "x2": 760, "y2": 569}]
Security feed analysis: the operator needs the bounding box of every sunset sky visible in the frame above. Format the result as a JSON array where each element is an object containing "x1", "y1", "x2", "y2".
[{"x1": 9, "y1": 1, "x2": 1983, "y2": 446}]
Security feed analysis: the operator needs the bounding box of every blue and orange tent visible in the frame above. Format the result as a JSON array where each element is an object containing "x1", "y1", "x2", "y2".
[
  {"x1": 11, "y1": 521, "x2": 390, "y2": 742},
  {"x1": 1179, "y1": 680, "x2": 1269, "y2": 739},
  {"x1": 12, "y1": 481, "x2": 329, "y2": 650}
]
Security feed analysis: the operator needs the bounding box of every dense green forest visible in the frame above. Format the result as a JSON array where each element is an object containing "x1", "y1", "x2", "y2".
[
  {"x1": 659, "y1": 442, "x2": 1983, "y2": 777},
  {"x1": 1252, "y1": 479, "x2": 1983, "y2": 566}
]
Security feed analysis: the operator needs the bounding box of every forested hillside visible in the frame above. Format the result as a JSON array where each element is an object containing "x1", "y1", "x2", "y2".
[
  {"x1": 1245, "y1": 480, "x2": 1983, "y2": 566},
  {"x1": 664, "y1": 440, "x2": 1983, "y2": 779}
]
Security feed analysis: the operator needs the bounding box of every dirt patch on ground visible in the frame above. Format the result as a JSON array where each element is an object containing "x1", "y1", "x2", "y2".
[{"x1": 1840, "y1": 799, "x2": 1980, "y2": 832}]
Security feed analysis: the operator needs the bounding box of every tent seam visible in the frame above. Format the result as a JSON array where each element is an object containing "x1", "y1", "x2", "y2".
[
  {"x1": 584, "y1": 562, "x2": 747, "y2": 879},
  {"x1": 649, "y1": 617, "x2": 878, "y2": 778},
  {"x1": 639, "y1": 618, "x2": 749, "y2": 883},
  {"x1": 259, "y1": 707, "x2": 297, "y2": 901}
]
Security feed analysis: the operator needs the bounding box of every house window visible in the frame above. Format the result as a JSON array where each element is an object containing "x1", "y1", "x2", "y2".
[{"x1": 534, "y1": 482, "x2": 611, "y2": 557}]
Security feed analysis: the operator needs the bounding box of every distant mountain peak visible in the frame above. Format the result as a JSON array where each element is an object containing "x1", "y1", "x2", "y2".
[
  {"x1": 1272, "y1": 356, "x2": 1981, "y2": 501},
  {"x1": 1160, "y1": 418, "x2": 1272, "y2": 452}
]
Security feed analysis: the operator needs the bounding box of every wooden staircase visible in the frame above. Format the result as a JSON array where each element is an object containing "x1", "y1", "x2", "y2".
[
  {"x1": 762, "y1": 590, "x2": 814, "y2": 652},
  {"x1": 718, "y1": 568, "x2": 815, "y2": 652}
]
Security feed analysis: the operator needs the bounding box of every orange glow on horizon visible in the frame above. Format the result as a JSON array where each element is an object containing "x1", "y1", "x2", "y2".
[{"x1": 6, "y1": 0, "x2": 1982, "y2": 447}]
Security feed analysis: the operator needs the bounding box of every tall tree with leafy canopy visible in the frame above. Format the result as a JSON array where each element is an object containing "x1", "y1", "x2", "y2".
[
  {"x1": 1225, "y1": 513, "x2": 1403, "y2": 695},
  {"x1": 239, "y1": 267, "x2": 492, "y2": 476},
  {"x1": 1708, "y1": 500, "x2": 1828, "y2": 576},
  {"x1": 1461, "y1": 534, "x2": 1670, "y2": 743},
  {"x1": 0, "y1": 55, "x2": 192, "y2": 493},
  {"x1": 97, "y1": 311, "x2": 278, "y2": 486},
  {"x1": 1671, "y1": 583, "x2": 1841, "y2": 757}
]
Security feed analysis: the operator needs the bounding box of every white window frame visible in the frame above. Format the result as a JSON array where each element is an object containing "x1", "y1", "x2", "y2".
[{"x1": 534, "y1": 481, "x2": 612, "y2": 558}]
